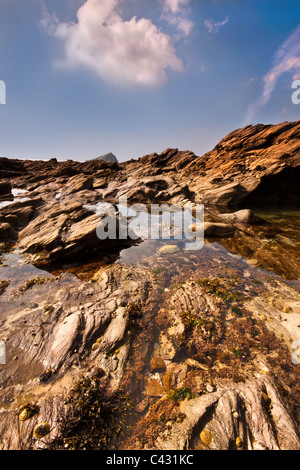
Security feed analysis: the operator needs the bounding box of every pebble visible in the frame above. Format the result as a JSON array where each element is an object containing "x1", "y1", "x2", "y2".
[{"x1": 158, "y1": 245, "x2": 180, "y2": 255}]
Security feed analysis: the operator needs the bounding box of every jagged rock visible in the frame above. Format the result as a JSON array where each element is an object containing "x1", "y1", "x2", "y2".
[
  {"x1": 0, "y1": 120, "x2": 299, "y2": 451},
  {"x1": 63, "y1": 175, "x2": 93, "y2": 195},
  {"x1": 17, "y1": 201, "x2": 135, "y2": 265},
  {"x1": 0, "y1": 265, "x2": 151, "y2": 449},
  {"x1": 152, "y1": 378, "x2": 300, "y2": 450}
]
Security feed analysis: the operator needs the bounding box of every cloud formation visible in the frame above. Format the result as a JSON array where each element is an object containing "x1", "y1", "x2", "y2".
[
  {"x1": 161, "y1": 0, "x2": 193, "y2": 38},
  {"x1": 162, "y1": 0, "x2": 190, "y2": 14},
  {"x1": 245, "y1": 24, "x2": 300, "y2": 123},
  {"x1": 204, "y1": 15, "x2": 229, "y2": 34},
  {"x1": 41, "y1": 0, "x2": 183, "y2": 88}
]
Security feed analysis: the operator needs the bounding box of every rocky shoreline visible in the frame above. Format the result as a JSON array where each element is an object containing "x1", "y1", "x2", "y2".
[{"x1": 0, "y1": 120, "x2": 299, "y2": 450}]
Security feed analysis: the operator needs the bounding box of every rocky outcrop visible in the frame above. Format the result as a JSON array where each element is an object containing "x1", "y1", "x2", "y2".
[
  {"x1": 0, "y1": 120, "x2": 298, "y2": 262},
  {"x1": 147, "y1": 377, "x2": 300, "y2": 450},
  {"x1": 0, "y1": 120, "x2": 299, "y2": 451},
  {"x1": 0, "y1": 264, "x2": 151, "y2": 449},
  {"x1": 122, "y1": 271, "x2": 300, "y2": 450},
  {"x1": 17, "y1": 200, "x2": 136, "y2": 266},
  {"x1": 1, "y1": 255, "x2": 299, "y2": 450},
  {"x1": 92, "y1": 152, "x2": 119, "y2": 163},
  {"x1": 0, "y1": 121, "x2": 298, "y2": 209},
  {"x1": 123, "y1": 121, "x2": 300, "y2": 207}
]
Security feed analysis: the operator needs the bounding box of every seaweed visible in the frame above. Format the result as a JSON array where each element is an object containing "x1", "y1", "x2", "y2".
[{"x1": 47, "y1": 375, "x2": 132, "y2": 450}]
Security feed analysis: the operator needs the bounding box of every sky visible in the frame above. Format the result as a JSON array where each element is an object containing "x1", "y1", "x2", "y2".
[{"x1": 0, "y1": 0, "x2": 300, "y2": 162}]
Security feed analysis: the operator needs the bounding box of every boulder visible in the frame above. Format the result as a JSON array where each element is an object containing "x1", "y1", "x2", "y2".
[
  {"x1": 204, "y1": 222, "x2": 236, "y2": 238},
  {"x1": 0, "y1": 222, "x2": 18, "y2": 241},
  {"x1": 218, "y1": 209, "x2": 261, "y2": 224},
  {"x1": 0, "y1": 181, "x2": 12, "y2": 198}
]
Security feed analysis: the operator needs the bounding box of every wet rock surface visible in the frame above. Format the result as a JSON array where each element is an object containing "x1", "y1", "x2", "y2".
[{"x1": 0, "y1": 121, "x2": 299, "y2": 450}]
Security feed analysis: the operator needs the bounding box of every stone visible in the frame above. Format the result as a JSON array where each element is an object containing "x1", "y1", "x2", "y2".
[
  {"x1": 0, "y1": 181, "x2": 12, "y2": 197},
  {"x1": 145, "y1": 378, "x2": 164, "y2": 397},
  {"x1": 158, "y1": 245, "x2": 180, "y2": 255},
  {"x1": 150, "y1": 357, "x2": 166, "y2": 372},
  {"x1": 186, "y1": 358, "x2": 210, "y2": 371},
  {"x1": 204, "y1": 222, "x2": 235, "y2": 238},
  {"x1": 64, "y1": 175, "x2": 93, "y2": 194},
  {"x1": 0, "y1": 222, "x2": 18, "y2": 241},
  {"x1": 218, "y1": 209, "x2": 260, "y2": 225}
]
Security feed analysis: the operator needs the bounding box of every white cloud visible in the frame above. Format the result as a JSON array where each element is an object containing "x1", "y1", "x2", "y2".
[
  {"x1": 204, "y1": 15, "x2": 229, "y2": 34},
  {"x1": 41, "y1": 0, "x2": 183, "y2": 88},
  {"x1": 161, "y1": 0, "x2": 193, "y2": 38},
  {"x1": 162, "y1": 0, "x2": 190, "y2": 14},
  {"x1": 167, "y1": 16, "x2": 194, "y2": 37},
  {"x1": 245, "y1": 24, "x2": 300, "y2": 123}
]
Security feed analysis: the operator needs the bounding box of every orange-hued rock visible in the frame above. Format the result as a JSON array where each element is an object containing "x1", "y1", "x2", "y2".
[
  {"x1": 1, "y1": 120, "x2": 299, "y2": 262},
  {"x1": 150, "y1": 357, "x2": 166, "y2": 372},
  {"x1": 145, "y1": 378, "x2": 164, "y2": 397}
]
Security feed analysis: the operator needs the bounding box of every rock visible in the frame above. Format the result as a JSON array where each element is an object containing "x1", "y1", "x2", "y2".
[
  {"x1": 186, "y1": 358, "x2": 209, "y2": 371},
  {"x1": 0, "y1": 120, "x2": 300, "y2": 451},
  {"x1": 200, "y1": 182, "x2": 249, "y2": 207},
  {"x1": 92, "y1": 153, "x2": 119, "y2": 163},
  {"x1": 146, "y1": 378, "x2": 300, "y2": 450},
  {"x1": 150, "y1": 357, "x2": 166, "y2": 372},
  {"x1": 247, "y1": 258, "x2": 259, "y2": 266},
  {"x1": 0, "y1": 181, "x2": 12, "y2": 198},
  {"x1": 276, "y1": 234, "x2": 297, "y2": 247},
  {"x1": 187, "y1": 223, "x2": 203, "y2": 235},
  {"x1": 204, "y1": 222, "x2": 235, "y2": 238},
  {"x1": 33, "y1": 422, "x2": 51, "y2": 439},
  {"x1": 64, "y1": 175, "x2": 93, "y2": 195},
  {"x1": 0, "y1": 222, "x2": 18, "y2": 241},
  {"x1": 158, "y1": 245, "x2": 180, "y2": 255},
  {"x1": 145, "y1": 378, "x2": 164, "y2": 397},
  {"x1": 1, "y1": 120, "x2": 299, "y2": 208},
  {"x1": 0, "y1": 205, "x2": 35, "y2": 231},
  {"x1": 17, "y1": 201, "x2": 135, "y2": 265},
  {"x1": 218, "y1": 209, "x2": 261, "y2": 224},
  {"x1": 162, "y1": 372, "x2": 173, "y2": 391}
]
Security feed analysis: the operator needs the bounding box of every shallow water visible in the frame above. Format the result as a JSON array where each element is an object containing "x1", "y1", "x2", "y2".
[
  {"x1": 0, "y1": 252, "x2": 53, "y2": 289},
  {"x1": 0, "y1": 188, "x2": 30, "y2": 209},
  {"x1": 115, "y1": 208, "x2": 300, "y2": 281},
  {"x1": 0, "y1": 208, "x2": 299, "y2": 288}
]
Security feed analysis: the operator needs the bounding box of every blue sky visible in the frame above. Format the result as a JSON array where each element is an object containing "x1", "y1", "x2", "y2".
[{"x1": 0, "y1": 0, "x2": 299, "y2": 162}]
